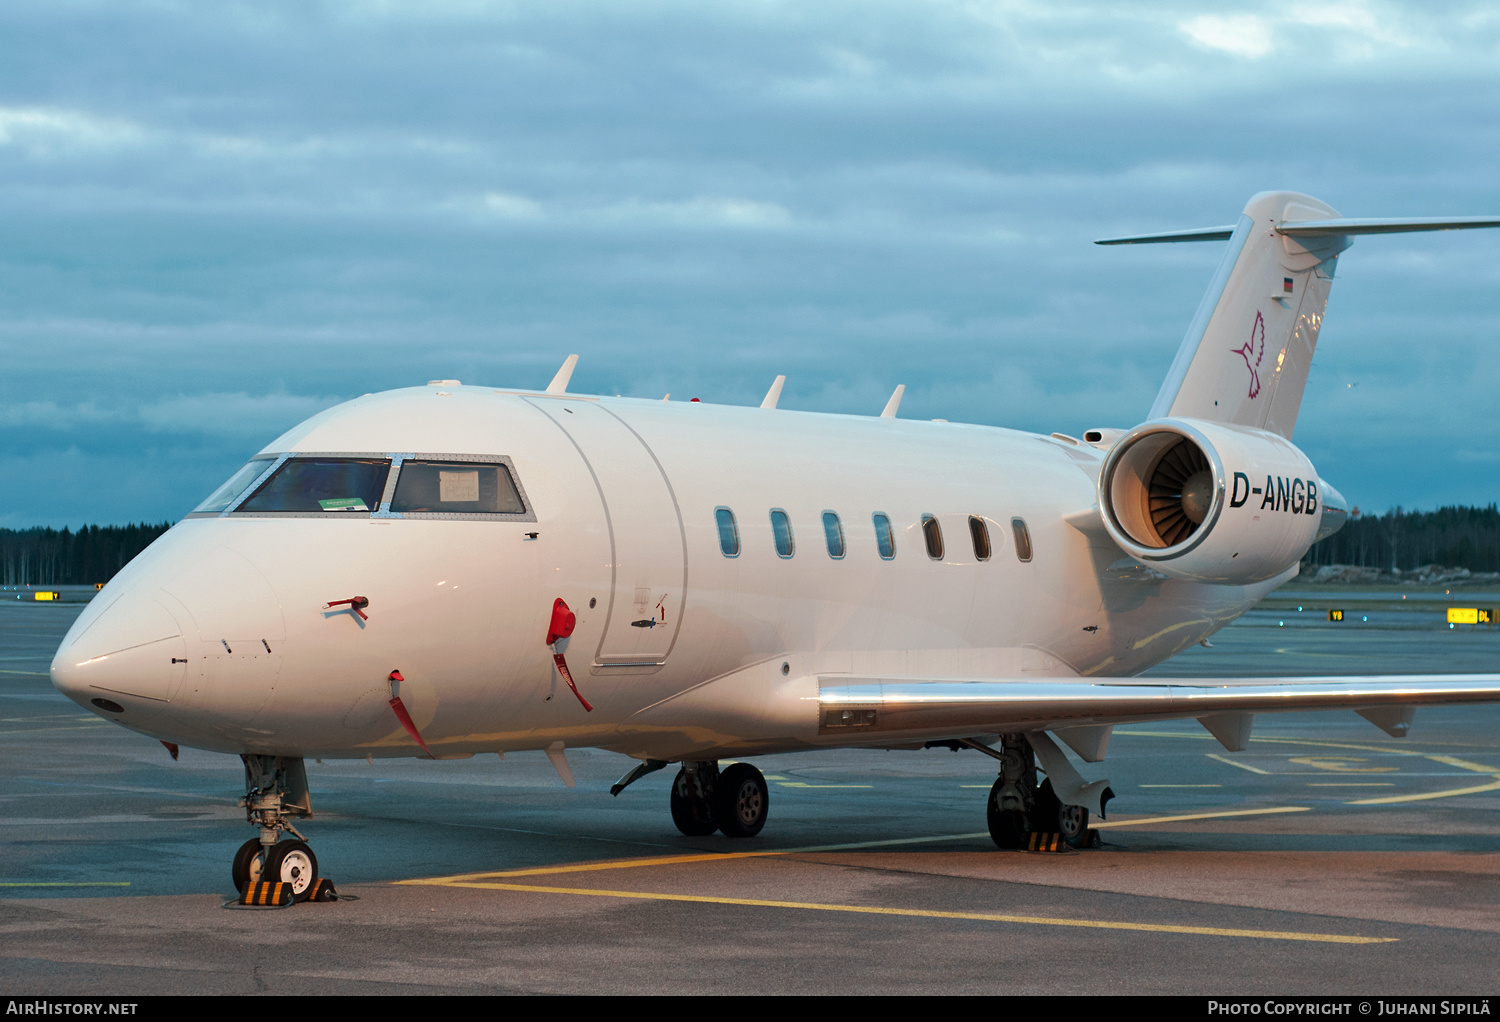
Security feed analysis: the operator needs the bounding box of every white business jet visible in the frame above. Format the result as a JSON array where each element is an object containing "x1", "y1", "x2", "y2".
[{"x1": 50, "y1": 191, "x2": 1500, "y2": 900}]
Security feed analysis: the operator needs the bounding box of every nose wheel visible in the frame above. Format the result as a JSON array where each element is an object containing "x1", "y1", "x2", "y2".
[
  {"x1": 266, "y1": 840, "x2": 320, "y2": 901},
  {"x1": 231, "y1": 838, "x2": 269, "y2": 891}
]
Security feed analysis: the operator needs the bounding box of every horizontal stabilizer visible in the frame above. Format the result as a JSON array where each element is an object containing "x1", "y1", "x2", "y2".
[
  {"x1": 1277, "y1": 216, "x2": 1500, "y2": 237},
  {"x1": 1096, "y1": 216, "x2": 1500, "y2": 246},
  {"x1": 1095, "y1": 226, "x2": 1236, "y2": 245}
]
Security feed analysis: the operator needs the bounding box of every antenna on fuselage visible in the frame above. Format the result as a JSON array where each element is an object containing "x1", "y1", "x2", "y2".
[
  {"x1": 880, "y1": 384, "x2": 905, "y2": 419},
  {"x1": 546, "y1": 354, "x2": 579, "y2": 395},
  {"x1": 760, "y1": 375, "x2": 786, "y2": 409}
]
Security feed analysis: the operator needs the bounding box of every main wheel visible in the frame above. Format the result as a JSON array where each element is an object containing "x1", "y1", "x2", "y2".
[
  {"x1": 231, "y1": 838, "x2": 269, "y2": 892},
  {"x1": 265, "y1": 840, "x2": 319, "y2": 902},
  {"x1": 670, "y1": 770, "x2": 718, "y2": 836},
  {"x1": 986, "y1": 778, "x2": 1029, "y2": 849},
  {"x1": 1032, "y1": 778, "x2": 1090, "y2": 847},
  {"x1": 713, "y1": 763, "x2": 769, "y2": 838}
]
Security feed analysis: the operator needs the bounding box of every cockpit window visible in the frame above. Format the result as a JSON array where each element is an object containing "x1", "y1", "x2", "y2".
[
  {"x1": 237, "y1": 458, "x2": 391, "y2": 514},
  {"x1": 390, "y1": 461, "x2": 524, "y2": 514},
  {"x1": 192, "y1": 457, "x2": 275, "y2": 514}
]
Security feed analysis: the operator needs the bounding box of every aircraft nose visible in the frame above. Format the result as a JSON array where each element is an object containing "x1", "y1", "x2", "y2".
[
  {"x1": 50, "y1": 528, "x2": 285, "y2": 724},
  {"x1": 51, "y1": 591, "x2": 189, "y2": 712}
]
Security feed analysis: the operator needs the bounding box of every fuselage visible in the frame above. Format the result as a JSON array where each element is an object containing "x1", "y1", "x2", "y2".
[{"x1": 50, "y1": 384, "x2": 1291, "y2": 760}]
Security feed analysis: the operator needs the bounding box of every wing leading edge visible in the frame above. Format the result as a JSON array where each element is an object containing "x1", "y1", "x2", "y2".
[{"x1": 817, "y1": 674, "x2": 1500, "y2": 742}]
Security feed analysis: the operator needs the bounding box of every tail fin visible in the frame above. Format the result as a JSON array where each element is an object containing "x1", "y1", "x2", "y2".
[{"x1": 1100, "y1": 191, "x2": 1500, "y2": 438}]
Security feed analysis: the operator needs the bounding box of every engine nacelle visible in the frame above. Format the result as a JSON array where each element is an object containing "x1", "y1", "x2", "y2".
[{"x1": 1098, "y1": 418, "x2": 1324, "y2": 584}]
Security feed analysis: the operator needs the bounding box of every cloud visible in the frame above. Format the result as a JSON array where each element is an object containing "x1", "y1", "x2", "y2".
[
  {"x1": 0, "y1": 106, "x2": 144, "y2": 153},
  {"x1": 0, "y1": 393, "x2": 342, "y2": 438},
  {"x1": 481, "y1": 191, "x2": 546, "y2": 219},
  {"x1": 137, "y1": 392, "x2": 344, "y2": 437},
  {"x1": 0, "y1": 0, "x2": 1497, "y2": 524},
  {"x1": 1180, "y1": 14, "x2": 1275, "y2": 58},
  {"x1": 600, "y1": 197, "x2": 793, "y2": 229}
]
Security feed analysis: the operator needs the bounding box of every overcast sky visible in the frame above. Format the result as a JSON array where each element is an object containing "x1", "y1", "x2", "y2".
[{"x1": 3, "y1": 0, "x2": 1498, "y2": 528}]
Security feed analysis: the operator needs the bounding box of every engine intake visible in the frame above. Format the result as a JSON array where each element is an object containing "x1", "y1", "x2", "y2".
[{"x1": 1099, "y1": 418, "x2": 1323, "y2": 584}]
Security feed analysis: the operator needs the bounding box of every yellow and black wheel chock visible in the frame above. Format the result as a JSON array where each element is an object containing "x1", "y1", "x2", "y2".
[
  {"x1": 238, "y1": 881, "x2": 294, "y2": 907},
  {"x1": 1026, "y1": 829, "x2": 1101, "y2": 853},
  {"x1": 307, "y1": 878, "x2": 339, "y2": 902},
  {"x1": 1027, "y1": 832, "x2": 1068, "y2": 853}
]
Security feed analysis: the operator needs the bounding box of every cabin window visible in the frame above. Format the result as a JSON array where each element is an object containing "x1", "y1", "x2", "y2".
[
  {"x1": 770, "y1": 509, "x2": 795, "y2": 558},
  {"x1": 194, "y1": 457, "x2": 275, "y2": 514},
  {"x1": 238, "y1": 457, "x2": 391, "y2": 514},
  {"x1": 969, "y1": 516, "x2": 992, "y2": 561},
  {"x1": 822, "y1": 512, "x2": 845, "y2": 559},
  {"x1": 922, "y1": 515, "x2": 944, "y2": 560},
  {"x1": 715, "y1": 507, "x2": 740, "y2": 557},
  {"x1": 1011, "y1": 517, "x2": 1033, "y2": 562},
  {"x1": 872, "y1": 513, "x2": 895, "y2": 560},
  {"x1": 391, "y1": 461, "x2": 525, "y2": 514}
]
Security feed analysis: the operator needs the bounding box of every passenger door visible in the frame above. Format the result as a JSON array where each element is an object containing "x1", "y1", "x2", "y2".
[{"x1": 524, "y1": 397, "x2": 687, "y2": 667}]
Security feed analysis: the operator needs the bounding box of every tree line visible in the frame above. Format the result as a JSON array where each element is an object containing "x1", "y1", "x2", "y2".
[
  {"x1": 1302, "y1": 504, "x2": 1500, "y2": 574},
  {"x1": 0, "y1": 523, "x2": 173, "y2": 586}
]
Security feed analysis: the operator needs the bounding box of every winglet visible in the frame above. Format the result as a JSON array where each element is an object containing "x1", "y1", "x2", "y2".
[
  {"x1": 880, "y1": 384, "x2": 905, "y2": 419},
  {"x1": 760, "y1": 375, "x2": 786, "y2": 409},
  {"x1": 546, "y1": 354, "x2": 579, "y2": 395}
]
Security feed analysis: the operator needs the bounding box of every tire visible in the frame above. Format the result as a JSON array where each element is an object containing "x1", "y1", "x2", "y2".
[
  {"x1": 1032, "y1": 778, "x2": 1090, "y2": 847},
  {"x1": 713, "y1": 763, "x2": 769, "y2": 838},
  {"x1": 266, "y1": 840, "x2": 319, "y2": 902},
  {"x1": 670, "y1": 770, "x2": 718, "y2": 836},
  {"x1": 231, "y1": 838, "x2": 268, "y2": 892},
  {"x1": 1058, "y1": 803, "x2": 1091, "y2": 847},
  {"x1": 986, "y1": 778, "x2": 1029, "y2": 849}
]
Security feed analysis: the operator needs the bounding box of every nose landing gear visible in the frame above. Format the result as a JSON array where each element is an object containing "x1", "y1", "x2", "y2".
[{"x1": 234, "y1": 754, "x2": 320, "y2": 902}]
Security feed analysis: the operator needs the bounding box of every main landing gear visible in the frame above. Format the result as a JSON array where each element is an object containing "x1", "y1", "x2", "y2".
[
  {"x1": 669, "y1": 761, "x2": 770, "y2": 838},
  {"x1": 233, "y1": 754, "x2": 320, "y2": 902},
  {"x1": 983, "y1": 734, "x2": 1092, "y2": 850}
]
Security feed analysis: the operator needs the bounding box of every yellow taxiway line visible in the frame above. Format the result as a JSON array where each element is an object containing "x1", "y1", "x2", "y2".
[
  {"x1": 1347, "y1": 777, "x2": 1500, "y2": 805},
  {"x1": 401, "y1": 832, "x2": 998, "y2": 885},
  {"x1": 420, "y1": 880, "x2": 1393, "y2": 944},
  {"x1": 398, "y1": 817, "x2": 1392, "y2": 944},
  {"x1": 1093, "y1": 806, "x2": 1310, "y2": 829}
]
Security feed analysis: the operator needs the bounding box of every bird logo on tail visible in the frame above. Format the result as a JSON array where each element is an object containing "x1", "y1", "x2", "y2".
[{"x1": 1232, "y1": 311, "x2": 1266, "y2": 398}]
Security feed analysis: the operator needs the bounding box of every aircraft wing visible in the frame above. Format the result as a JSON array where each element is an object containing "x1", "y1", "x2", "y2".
[{"x1": 817, "y1": 673, "x2": 1500, "y2": 747}]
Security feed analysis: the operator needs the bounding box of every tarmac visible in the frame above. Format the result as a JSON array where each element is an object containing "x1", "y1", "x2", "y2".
[{"x1": 3, "y1": 597, "x2": 1498, "y2": 995}]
